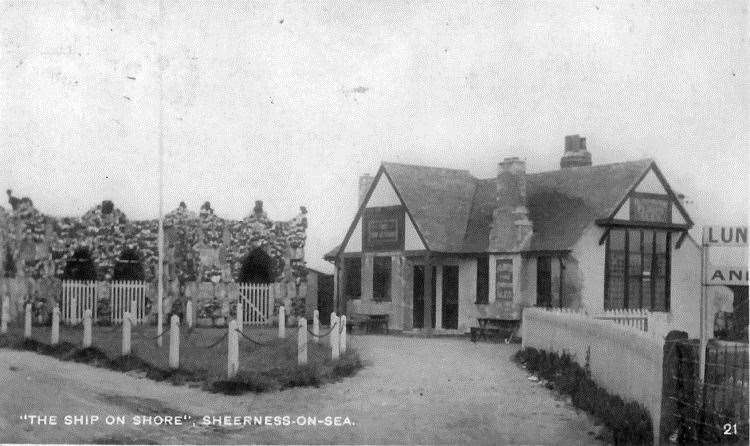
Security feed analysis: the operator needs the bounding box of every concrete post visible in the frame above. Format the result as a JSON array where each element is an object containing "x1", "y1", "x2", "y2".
[
  {"x1": 71, "y1": 296, "x2": 78, "y2": 323},
  {"x1": 298, "y1": 317, "x2": 307, "y2": 365},
  {"x1": 130, "y1": 299, "x2": 138, "y2": 323},
  {"x1": 51, "y1": 306, "x2": 60, "y2": 346},
  {"x1": 278, "y1": 305, "x2": 286, "y2": 338},
  {"x1": 169, "y1": 315, "x2": 179, "y2": 369},
  {"x1": 82, "y1": 309, "x2": 92, "y2": 348},
  {"x1": 340, "y1": 315, "x2": 347, "y2": 354},
  {"x1": 331, "y1": 315, "x2": 340, "y2": 360},
  {"x1": 2, "y1": 294, "x2": 10, "y2": 334},
  {"x1": 236, "y1": 300, "x2": 243, "y2": 331},
  {"x1": 122, "y1": 312, "x2": 131, "y2": 355},
  {"x1": 313, "y1": 309, "x2": 320, "y2": 344},
  {"x1": 329, "y1": 312, "x2": 337, "y2": 348},
  {"x1": 24, "y1": 303, "x2": 32, "y2": 338},
  {"x1": 186, "y1": 300, "x2": 193, "y2": 328},
  {"x1": 227, "y1": 319, "x2": 239, "y2": 378}
]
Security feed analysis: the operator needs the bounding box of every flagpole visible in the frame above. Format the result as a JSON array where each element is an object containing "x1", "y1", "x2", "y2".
[{"x1": 156, "y1": 0, "x2": 164, "y2": 346}]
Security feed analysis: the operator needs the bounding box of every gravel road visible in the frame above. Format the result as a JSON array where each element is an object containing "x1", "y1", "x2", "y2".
[{"x1": 1, "y1": 336, "x2": 604, "y2": 445}]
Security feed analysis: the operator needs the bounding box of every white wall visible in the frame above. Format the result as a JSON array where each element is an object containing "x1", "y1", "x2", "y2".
[
  {"x1": 570, "y1": 224, "x2": 606, "y2": 314},
  {"x1": 668, "y1": 236, "x2": 702, "y2": 337}
]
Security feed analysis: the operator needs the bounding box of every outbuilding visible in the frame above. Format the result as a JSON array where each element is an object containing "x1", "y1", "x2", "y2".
[{"x1": 325, "y1": 135, "x2": 702, "y2": 336}]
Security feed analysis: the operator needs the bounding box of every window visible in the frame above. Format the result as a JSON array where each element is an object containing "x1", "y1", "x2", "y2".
[
  {"x1": 496, "y1": 258, "x2": 514, "y2": 301},
  {"x1": 373, "y1": 256, "x2": 392, "y2": 302},
  {"x1": 605, "y1": 228, "x2": 670, "y2": 311},
  {"x1": 476, "y1": 256, "x2": 489, "y2": 304},
  {"x1": 343, "y1": 257, "x2": 361, "y2": 298}
]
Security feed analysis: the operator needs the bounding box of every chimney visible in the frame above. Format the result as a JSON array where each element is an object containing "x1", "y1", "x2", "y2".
[
  {"x1": 489, "y1": 157, "x2": 533, "y2": 251},
  {"x1": 560, "y1": 134, "x2": 592, "y2": 168},
  {"x1": 358, "y1": 174, "x2": 374, "y2": 206}
]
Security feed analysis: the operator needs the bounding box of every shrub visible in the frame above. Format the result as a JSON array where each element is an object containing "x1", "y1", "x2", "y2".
[{"x1": 514, "y1": 347, "x2": 653, "y2": 445}]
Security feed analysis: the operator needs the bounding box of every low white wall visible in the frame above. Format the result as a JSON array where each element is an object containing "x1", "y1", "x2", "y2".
[{"x1": 522, "y1": 308, "x2": 664, "y2": 444}]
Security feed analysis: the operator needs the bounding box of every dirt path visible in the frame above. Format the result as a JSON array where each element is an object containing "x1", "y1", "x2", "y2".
[{"x1": 1, "y1": 336, "x2": 604, "y2": 445}]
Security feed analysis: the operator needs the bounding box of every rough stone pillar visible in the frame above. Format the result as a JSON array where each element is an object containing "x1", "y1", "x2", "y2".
[
  {"x1": 122, "y1": 312, "x2": 131, "y2": 355},
  {"x1": 227, "y1": 320, "x2": 239, "y2": 378},
  {"x1": 51, "y1": 306, "x2": 60, "y2": 345},
  {"x1": 82, "y1": 309, "x2": 92, "y2": 348},
  {"x1": 169, "y1": 315, "x2": 179, "y2": 369},
  {"x1": 24, "y1": 303, "x2": 32, "y2": 338},
  {"x1": 297, "y1": 317, "x2": 307, "y2": 365}
]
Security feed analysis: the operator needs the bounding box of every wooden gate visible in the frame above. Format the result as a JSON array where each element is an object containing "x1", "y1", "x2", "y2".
[
  {"x1": 61, "y1": 280, "x2": 99, "y2": 324},
  {"x1": 238, "y1": 283, "x2": 273, "y2": 325},
  {"x1": 110, "y1": 281, "x2": 148, "y2": 324}
]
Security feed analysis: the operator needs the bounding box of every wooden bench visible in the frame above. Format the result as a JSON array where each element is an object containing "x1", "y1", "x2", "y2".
[
  {"x1": 470, "y1": 317, "x2": 519, "y2": 342},
  {"x1": 347, "y1": 313, "x2": 389, "y2": 334}
]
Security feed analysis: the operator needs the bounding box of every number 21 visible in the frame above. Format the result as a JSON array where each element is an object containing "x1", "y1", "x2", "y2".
[{"x1": 723, "y1": 423, "x2": 737, "y2": 435}]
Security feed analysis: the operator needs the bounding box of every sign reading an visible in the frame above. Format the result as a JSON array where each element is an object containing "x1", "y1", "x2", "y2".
[
  {"x1": 362, "y1": 206, "x2": 405, "y2": 252},
  {"x1": 702, "y1": 226, "x2": 748, "y2": 247},
  {"x1": 705, "y1": 266, "x2": 748, "y2": 286},
  {"x1": 630, "y1": 193, "x2": 672, "y2": 223}
]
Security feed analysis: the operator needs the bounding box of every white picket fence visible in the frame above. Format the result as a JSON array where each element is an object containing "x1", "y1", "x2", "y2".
[
  {"x1": 61, "y1": 280, "x2": 148, "y2": 325},
  {"x1": 237, "y1": 282, "x2": 274, "y2": 325},
  {"x1": 594, "y1": 308, "x2": 649, "y2": 332},
  {"x1": 61, "y1": 281, "x2": 99, "y2": 324},
  {"x1": 109, "y1": 281, "x2": 148, "y2": 324}
]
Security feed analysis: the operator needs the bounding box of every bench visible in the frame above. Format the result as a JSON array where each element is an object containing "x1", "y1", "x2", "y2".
[
  {"x1": 470, "y1": 317, "x2": 519, "y2": 342},
  {"x1": 347, "y1": 313, "x2": 389, "y2": 334}
]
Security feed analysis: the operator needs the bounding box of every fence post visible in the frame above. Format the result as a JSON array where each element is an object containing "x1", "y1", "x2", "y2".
[
  {"x1": 130, "y1": 299, "x2": 138, "y2": 325},
  {"x1": 1, "y1": 293, "x2": 9, "y2": 334},
  {"x1": 313, "y1": 309, "x2": 320, "y2": 344},
  {"x1": 51, "y1": 306, "x2": 60, "y2": 346},
  {"x1": 236, "y1": 300, "x2": 243, "y2": 331},
  {"x1": 298, "y1": 317, "x2": 307, "y2": 365},
  {"x1": 186, "y1": 300, "x2": 193, "y2": 328},
  {"x1": 122, "y1": 312, "x2": 131, "y2": 355},
  {"x1": 340, "y1": 315, "x2": 347, "y2": 354},
  {"x1": 278, "y1": 305, "x2": 286, "y2": 338},
  {"x1": 331, "y1": 315, "x2": 340, "y2": 360},
  {"x1": 227, "y1": 319, "x2": 239, "y2": 378},
  {"x1": 24, "y1": 303, "x2": 31, "y2": 339},
  {"x1": 82, "y1": 309, "x2": 92, "y2": 348},
  {"x1": 169, "y1": 315, "x2": 179, "y2": 369},
  {"x1": 71, "y1": 295, "x2": 78, "y2": 324},
  {"x1": 329, "y1": 313, "x2": 337, "y2": 348}
]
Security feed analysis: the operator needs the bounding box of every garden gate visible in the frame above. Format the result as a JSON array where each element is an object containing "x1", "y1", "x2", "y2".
[
  {"x1": 61, "y1": 280, "x2": 148, "y2": 324},
  {"x1": 238, "y1": 282, "x2": 273, "y2": 325}
]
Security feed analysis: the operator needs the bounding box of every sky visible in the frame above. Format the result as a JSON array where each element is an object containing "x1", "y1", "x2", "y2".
[{"x1": 1, "y1": 0, "x2": 747, "y2": 272}]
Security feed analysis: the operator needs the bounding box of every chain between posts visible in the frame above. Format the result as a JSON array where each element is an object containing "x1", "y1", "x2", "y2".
[
  {"x1": 235, "y1": 328, "x2": 273, "y2": 346},
  {"x1": 307, "y1": 321, "x2": 338, "y2": 338}
]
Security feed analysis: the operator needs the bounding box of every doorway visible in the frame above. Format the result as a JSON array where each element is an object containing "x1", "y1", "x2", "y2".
[
  {"x1": 412, "y1": 265, "x2": 436, "y2": 329},
  {"x1": 442, "y1": 265, "x2": 459, "y2": 329},
  {"x1": 537, "y1": 256, "x2": 552, "y2": 307}
]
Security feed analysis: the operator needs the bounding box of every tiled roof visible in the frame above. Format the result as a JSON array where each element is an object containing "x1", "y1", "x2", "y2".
[{"x1": 325, "y1": 158, "x2": 655, "y2": 258}]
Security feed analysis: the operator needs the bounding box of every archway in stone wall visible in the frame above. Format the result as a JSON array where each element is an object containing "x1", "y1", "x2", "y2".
[
  {"x1": 3, "y1": 248, "x2": 16, "y2": 278},
  {"x1": 113, "y1": 247, "x2": 144, "y2": 281},
  {"x1": 62, "y1": 248, "x2": 97, "y2": 281},
  {"x1": 238, "y1": 247, "x2": 274, "y2": 284}
]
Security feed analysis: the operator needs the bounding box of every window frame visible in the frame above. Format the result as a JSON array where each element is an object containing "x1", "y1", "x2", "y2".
[
  {"x1": 372, "y1": 256, "x2": 392, "y2": 302},
  {"x1": 475, "y1": 255, "x2": 489, "y2": 304},
  {"x1": 604, "y1": 228, "x2": 671, "y2": 311},
  {"x1": 343, "y1": 257, "x2": 362, "y2": 298}
]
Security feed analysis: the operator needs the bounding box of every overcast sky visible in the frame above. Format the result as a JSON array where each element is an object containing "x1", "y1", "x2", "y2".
[{"x1": 1, "y1": 0, "x2": 747, "y2": 272}]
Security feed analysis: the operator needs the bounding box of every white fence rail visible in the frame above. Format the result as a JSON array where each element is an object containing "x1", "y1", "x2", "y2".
[
  {"x1": 594, "y1": 308, "x2": 649, "y2": 331},
  {"x1": 238, "y1": 283, "x2": 273, "y2": 325},
  {"x1": 109, "y1": 281, "x2": 148, "y2": 324},
  {"x1": 522, "y1": 308, "x2": 665, "y2": 444},
  {"x1": 61, "y1": 281, "x2": 98, "y2": 324}
]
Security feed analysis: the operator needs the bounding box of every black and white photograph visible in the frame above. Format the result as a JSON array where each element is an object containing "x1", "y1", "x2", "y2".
[{"x1": 0, "y1": 1, "x2": 747, "y2": 445}]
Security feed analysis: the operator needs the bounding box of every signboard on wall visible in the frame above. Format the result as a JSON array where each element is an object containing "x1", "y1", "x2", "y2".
[
  {"x1": 630, "y1": 193, "x2": 672, "y2": 223},
  {"x1": 702, "y1": 226, "x2": 748, "y2": 247},
  {"x1": 362, "y1": 206, "x2": 405, "y2": 252},
  {"x1": 496, "y1": 258, "x2": 514, "y2": 301}
]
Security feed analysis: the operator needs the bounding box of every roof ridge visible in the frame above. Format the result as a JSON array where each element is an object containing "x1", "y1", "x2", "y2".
[
  {"x1": 381, "y1": 161, "x2": 472, "y2": 175},
  {"x1": 477, "y1": 158, "x2": 653, "y2": 181}
]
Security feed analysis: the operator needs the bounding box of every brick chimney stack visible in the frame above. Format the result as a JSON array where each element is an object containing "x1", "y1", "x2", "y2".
[
  {"x1": 560, "y1": 134, "x2": 592, "y2": 168},
  {"x1": 358, "y1": 174, "x2": 374, "y2": 206},
  {"x1": 489, "y1": 157, "x2": 533, "y2": 251}
]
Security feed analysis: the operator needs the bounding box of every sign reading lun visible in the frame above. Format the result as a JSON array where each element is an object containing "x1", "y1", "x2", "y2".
[{"x1": 702, "y1": 226, "x2": 748, "y2": 247}]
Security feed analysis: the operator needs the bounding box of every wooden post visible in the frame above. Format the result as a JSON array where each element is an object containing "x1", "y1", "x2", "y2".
[
  {"x1": 331, "y1": 315, "x2": 340, "y2": 360},
  {"x1": 227, "y1": 319, "x2": 239, "y2": 378},
  {"x1": 169, "y1": 315, "x2": 179, "y2": 369},
  {"x1": 298, "y1": 317, "x2": 307, "y2": 365},
  {"x1": 340, "y1": 315, "x2": 347, "y2": 354},
  {"x1": 236, "y1": 300, "x2": 243, "y2": 331},
  {"x1": 51, "y1": 306, "x2": 60, "y2": 346},
  {"x1": 313, "y1": 309, "x2": 320, "y2": 344},
  {"x1": 82, "y1": 309, "x2": 92, "y2": 348},
  {"x1": 1, "y1": 294, "x2": 9, "y2": 334},
  {"x1": 130, "y1": 299, "x2": 138, "y2": 324},
  {"x1": 423, "y1": 255, "x2": 433, "y2": 331},
  {"x1": 278, "y1": 305, "x2": 286, "y2": 338},
  {"x1": 122, "y1": 311, "x2": 131, "y2": 355},
  {"x1": 329, "y1": 312, "x2": 337, "y2": 348},
  {"x1": 186, "y1": 300, "x2": 193, "y2": 328},
  {"x1": 24, "y1": 303, "x2": 32, "y2": 338}
]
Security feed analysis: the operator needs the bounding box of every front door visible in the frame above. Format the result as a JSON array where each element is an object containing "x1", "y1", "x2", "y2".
[
  {"x1": 412, "y1": 265, "x2": 436, "y2": 329},
  {"x1": 442, "y1": 265, "x2": 459, "y2": 329}
]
